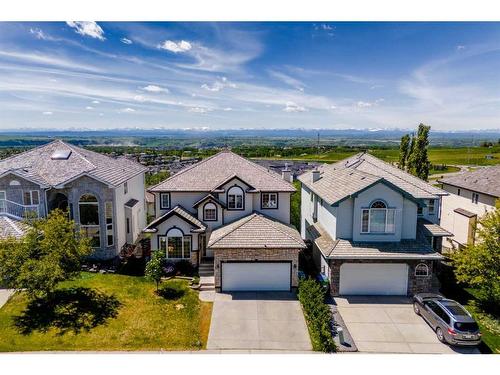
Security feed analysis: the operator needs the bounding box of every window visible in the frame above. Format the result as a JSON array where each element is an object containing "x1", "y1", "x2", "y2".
[
  {"x1": 457, "y1": 188, "x2": 461, "y2": 196},
  {"x1": 105, "y1": 201, "x2": 113, "y2": 246},
  {"x1": 227, "y1": 186, "x2": 244, "y2": 210},
  {"x1": 124, "y1": 181, "x2": 128, "y2": 195},
  {"x1": 261, "y1": 192, "x2": 278, "y2": 209},
  {"x1": 0, "y1": 191, "x2": 5, "y2": 211},
  {"x1": 79, "y1": 194, "x2": 100, "y2": 248},
  {"x1": 203, "y1": 202, "x2": 217, "y2": 221},
  {"x1": 415, "y1": 263, "x2": 429, "y2": 277},
  {"x1": 160, "y1": 193, "x2": 170, "y2": 209},
  {"x1": 472, "y1": 192, "x2": 479, "y2": 204},
  {"x1": 126, "y1": 218, "x2": 130, "y2": 234},
  {"x1": 361, "y1": 200, "x2": 396, "y2": 234},
  {"x1": 428, "y1": 199, "x2": 435, "y2": 215},
  {"x1": 159, "y1": 228, "x2": 191, "y2": 259},
  {"x1": 23, "y1": 190, "x2": 39, "y2": 206}
]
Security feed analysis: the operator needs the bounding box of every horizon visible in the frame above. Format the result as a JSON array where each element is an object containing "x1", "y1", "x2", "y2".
[{"x1": 1, "y1": 22, "x2": 500, "y2": 131}]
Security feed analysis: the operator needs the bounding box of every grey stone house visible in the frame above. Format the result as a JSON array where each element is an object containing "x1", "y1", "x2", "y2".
[
  {"x1": 144, "y1": 150, "x2": 305, "y2": 292},
  {"x1": 299, "y1": 152, "x2": 452, "y2": 297},
  {"x1": 0, "y1": 140, "x2": 147, "y2": 259}
]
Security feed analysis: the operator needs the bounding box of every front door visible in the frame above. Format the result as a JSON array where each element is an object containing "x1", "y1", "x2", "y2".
[{"x1": 200, "y1": 234, "x2": 213, "y2": 258}]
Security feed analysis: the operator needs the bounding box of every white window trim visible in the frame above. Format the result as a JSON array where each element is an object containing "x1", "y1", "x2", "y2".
[
  {"x1": 361, "y1": 207, "x2": 396, "y2": 234},
  {"x1": 105, "y1": 201, "x2": 114, "y2": 247},
  {"x1": 415, "y1": 263, "x2": 429, "y2": 277},
  {"x1": 227, "y1": 186, "x2": 244, "y2": 210},
  {"x1": 472, "y1": 192, "x2": 479, "y2": 204},
  {"x1": 23, "y1": 190, "x2": 40, "y2": 206},
  {"x1": 159, "y1": 234, "x2": 191, "y2": 259},
  {"x1": 428, "y1": 199, "x2": 436, "y2": 215},
  {"x1": 79, "y1": 195, "x2": 100, "y2": 248},
  {"x1": 261, "y1": 192, "x2": 278, "y2": 209}
]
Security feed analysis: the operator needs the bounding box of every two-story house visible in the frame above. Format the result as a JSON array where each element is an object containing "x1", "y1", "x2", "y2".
[
  {"x1": 144, "y1": 150, "x2": 305, "y2": 292},
  {"x1": 438, "y1": 166, "x2": 499, "y2": 250},
  {"x1": 0, "y1": 140, "x2": 147, "y2": 259},
  {"x1": 299, "y1": 152, "x2": 451, "y2": 296}
]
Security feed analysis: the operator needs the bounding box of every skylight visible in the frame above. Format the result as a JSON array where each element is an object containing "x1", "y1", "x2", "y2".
[{"x1": 51, "y1": 149, "x2": 72, "y2": 160}]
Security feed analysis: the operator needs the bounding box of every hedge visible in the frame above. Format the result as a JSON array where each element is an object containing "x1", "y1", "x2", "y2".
[{"x1": 298, "y1": 278, "x2": 336, "y2": 352}]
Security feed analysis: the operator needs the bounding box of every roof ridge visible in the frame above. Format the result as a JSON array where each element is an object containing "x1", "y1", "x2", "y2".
[
  {"x1": 257, "y1": 213, "x2": 305, "y2": 247},
  {"x1": 60, "y1": 140, "x2": 98, "y2": 170},
  {"x1": 209, "y1": 213, "x2": 257, "y2": 246},
  {"x1": 361, "y1": 153, "x2": 444, "y2": 196}
]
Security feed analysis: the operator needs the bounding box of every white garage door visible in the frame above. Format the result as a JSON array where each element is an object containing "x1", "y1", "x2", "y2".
[
  {"x1": 340, "y1": 263, "x2": 408, "y2": 295},
  {"x1": 221, "y1": 262, "x2": 291, "y2": 292}
]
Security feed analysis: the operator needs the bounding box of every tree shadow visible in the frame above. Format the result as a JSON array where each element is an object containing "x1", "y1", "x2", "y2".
[
  {"x1": 156, "y1": 285, "x2": 185, "y2": 300},
  {"x1": 13, "y1": 287, "x2": 121, "y2": 335}
]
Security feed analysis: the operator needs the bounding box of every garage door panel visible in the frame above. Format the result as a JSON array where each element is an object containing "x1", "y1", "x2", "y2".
[
  {"x1": 222, "y1": 262, "x2": 291, "y2": 292},
  {"x1": 340, "y1": 263, "x2": 408, "y2": 295}
]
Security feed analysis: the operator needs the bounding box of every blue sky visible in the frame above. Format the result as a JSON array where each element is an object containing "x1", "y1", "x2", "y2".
[{"x1": 0, "y1": 22, "x2": 499, "y2": 131}]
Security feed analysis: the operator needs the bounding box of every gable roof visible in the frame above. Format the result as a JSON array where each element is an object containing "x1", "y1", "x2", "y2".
[
  {"x1": 143, "y1": 205, "x2": 206, "y2": 233},
  {"x1": 438, "y1": 165, "x2": 500, "y2": 198},
  {"x1": 192, "y1": 194, "x2": 226, "y2": 208},
  {"x1": 299, "y1": 152, "x2": 447, "y2": 204},
  {"x1": 207, "y1": 212, "x2": 305, "y2": 249},
  {"x1": 0, "y1": 140, "x2": 147, "y2": 188},
  {"x1": 149, "y1": 150, "x2": 295, "y2": 193}
]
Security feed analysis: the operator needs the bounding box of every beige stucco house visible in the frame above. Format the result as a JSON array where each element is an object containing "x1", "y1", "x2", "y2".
[
  {"x1": 438, "y1": 166, "x2": 499, "y2": 250},
  {"x1": 0, "y1": 140, "x2": 147, "y2": 259},
  {"x1": 299, "y1": 152, "x2": 450, "y2": 297},
  {"x1": 144, "y1": 150, "x2": 305, "y2": 292}
]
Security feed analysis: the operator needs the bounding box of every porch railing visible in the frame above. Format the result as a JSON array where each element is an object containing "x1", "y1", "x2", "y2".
[{"x1": 0, "y1": 199, "x2": 41, "y2": 220}]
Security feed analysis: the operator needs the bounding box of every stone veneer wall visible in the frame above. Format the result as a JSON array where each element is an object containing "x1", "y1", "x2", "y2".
[
  {"x1": 213, "y1": 248, "x2": 300, "y2": 291},
  {"x1": 328, "y1": 258, "x2": 438, "y2": 297}
]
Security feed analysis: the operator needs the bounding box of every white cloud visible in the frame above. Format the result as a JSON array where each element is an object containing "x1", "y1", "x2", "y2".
[
  {"x1": 120, "y1": 107, "x2": 135, "y2": 113},
  {"x1": 201, "y1": 77, "x2": 236, "y2": 92},
  {"x1": 92, "y1": 100, "x2": 100, "y2": 104},
  {"x1": 223, "y1": 107, "x2": 232, "y2": 111},
  {"x1": 66, "y1": 21, "x2": 105, "y2": 41},
  {"x1": 456, "y1": 45, "x2": 466, "y2": 51},
  {"x1": 188, "y1": 107, "x2": 212, "y2": 113},
  {"x1": 158, "y1": 40, "x2": 192, "y2": 53},
  {"x1": 85, "y1": 106, "x2": 93, "y2": 110},
  {"x1": 120, "y1": 38, "x2": 133, "y2": 45},
  {"x1": 42, "y1": 111, "x2": 53, "y2": 115},
  {"x1": 29, "y1": 28, "x2": 47, "y2": 40},
  {"x1": 133, "y1": 95, "x2": 146, "y2": 102},
  {"x1": 0, "y1": 50, "x2": 102, "y2": 72},
  {"x1": 141, "y1": 84, "x2": 169, "y2": 93},
  {"x1": 268, "y1": 70, "x2": 305, "y2": 91},
  {"x1": 283, "y1": 102, "x2": 307, "y2": 112}
]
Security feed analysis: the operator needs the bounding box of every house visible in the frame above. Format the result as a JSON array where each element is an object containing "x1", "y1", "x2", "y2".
[
  {"x1": 144, "y1": 150, "x2": 305, "y2": 292},
  {"x1": 0, "y1": 140, "x2": 147, "y2": 259},
  {"x1": 299, "y1": 152, "x2": 451, "y2": 296},
  {"x1": 438, "y1": 166, "x2": 499, "y2": 250}
]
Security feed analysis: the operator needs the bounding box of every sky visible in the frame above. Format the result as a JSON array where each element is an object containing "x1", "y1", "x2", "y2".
[{"x1": 0, "y1": 22, "x2": 499, "y2": 131}]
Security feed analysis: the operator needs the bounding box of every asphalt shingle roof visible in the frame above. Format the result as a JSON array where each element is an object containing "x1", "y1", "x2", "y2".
[
  {"x1": 438, "y1": 165, "x2": 500, "y2": 198},
  {"x1": 0, "y1": 216, "x2": 29, "y2": 239},
  {"x1": 307, "y1": 222, "x2": 443, "y2": 260},
  {"x1": 299, "y1": 152, "x2": 447, "y2": 204},
  {"x1": 208, "y1": 213, "x2": 306, "y2": 249},
  {"x1": 417, "y1": 218, "x2": 453, "y2": 237},
  {"x1": 0, "y1": 140, "x2": 147, "y2": 187},
  {"x1": 150, "y1": 150, "x2": 295, "y2": 193},
  {"x1": 143, "y1": 205, "x2": 206, "y2": 233}
]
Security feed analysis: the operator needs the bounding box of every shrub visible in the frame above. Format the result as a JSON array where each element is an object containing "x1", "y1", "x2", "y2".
[
  {"x1": 298, "y1": 278, "x2": 336, "y2": 353},
  {"x1": 175, "y1": 259, "x2": 196, "y2": 276}
]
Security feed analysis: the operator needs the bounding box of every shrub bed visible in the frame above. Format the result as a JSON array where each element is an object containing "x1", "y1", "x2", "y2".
[{"x1": 298, "y1": 278, "x2": 336, "y2": 352}]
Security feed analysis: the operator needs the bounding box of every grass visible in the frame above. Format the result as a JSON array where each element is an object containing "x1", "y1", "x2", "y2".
[
  {"x1": 0, "y1": 272, "x2": 212, "y2": 352},
  {"x1": 256, "y1": 146, "x2": 500, "y2": 167}
]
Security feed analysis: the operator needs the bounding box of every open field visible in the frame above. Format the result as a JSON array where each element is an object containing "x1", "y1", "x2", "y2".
[{"x1": 0, "y1": 273, "x2": 212, "y2": 352}]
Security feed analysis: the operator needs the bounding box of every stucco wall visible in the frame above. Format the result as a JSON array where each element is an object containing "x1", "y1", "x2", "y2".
[
  {"x1": 402, "y1": 198, "x2": 417, "y2": 239},
  {"x1": 300, "y1": 185, "x2": 314, "y2": 238}
]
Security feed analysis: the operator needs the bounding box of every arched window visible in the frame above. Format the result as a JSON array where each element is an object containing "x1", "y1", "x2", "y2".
[
  {"x1": 415, "y1": 263, "x2": 429, "y2": 277},
  {"x1": 79, "y1": 194, "x2": 100, "y2": 247},
  {"x1": 361, "y1": 199, "x2": 395, "y2": 233},
  {"x1": 9, "y1": 179, "x2": 20, "y2": 186},
  {"x1": 227, "y1": 186, "x2": 244, "y2": 210},
  {"x1": 203, "y1": 202, "x2": 217, "y2": 221},
  {"x1": 159, "y1": 227, "x2": 191, "y2": 259}
]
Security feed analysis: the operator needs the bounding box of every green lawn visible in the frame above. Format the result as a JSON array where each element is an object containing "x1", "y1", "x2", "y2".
[{"x1": 0, "y1": 273, "x2": 212, "y2": 352}]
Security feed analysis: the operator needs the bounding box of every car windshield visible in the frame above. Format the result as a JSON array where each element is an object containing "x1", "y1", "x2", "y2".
[{"x1": 454, "y1": 322, "x2": 479, "y2": 332}]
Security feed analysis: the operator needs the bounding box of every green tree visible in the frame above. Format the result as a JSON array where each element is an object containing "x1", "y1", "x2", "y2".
[
  {"x1": 407, "y1": 123, "x2": 431, "y2": 180},
  {"x1": 0, "y1": 209, "x2": 92, "y2": 299},
  {"x1": 451, "y1": 207, "x2": 500, "y2": 307},
  {"x1": 290, "y1": 180, "x2": 301, "y2": 230},
  {"x1": 398, "y1": 134, "x2": 411, "y2": 170},
  {"x1": 145, "y1": 250, "x2": 165, "y2": 292},
  {"x1": 146, "y1": 171, "x2": 170, "y2": 188}
]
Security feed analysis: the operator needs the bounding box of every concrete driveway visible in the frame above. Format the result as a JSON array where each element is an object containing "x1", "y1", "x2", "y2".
[
  {"x1": 207, "y1": 292, "x2": 312, "y2": 351},
  {"x1": 335, "y1": 296, "x2": 479, "y2": 354}
]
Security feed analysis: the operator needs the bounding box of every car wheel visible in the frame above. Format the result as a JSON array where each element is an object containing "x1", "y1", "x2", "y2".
[
  {"x1": 413, "y1": 302, "x2": 420, "y2": 315},
  {"x1": 436, "y1": 328, "x2": 445, "y2": 343}
]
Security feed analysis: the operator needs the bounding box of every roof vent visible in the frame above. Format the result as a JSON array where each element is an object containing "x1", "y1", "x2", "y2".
[{"x1": 51, "y1": 149, "x2": 72, "y2": 160}]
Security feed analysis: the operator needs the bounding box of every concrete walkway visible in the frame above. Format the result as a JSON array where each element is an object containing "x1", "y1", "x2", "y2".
[
  {"x1": 0, "y1": 289, "x2": 15, "y2": 309},
  {"x1": 335, "y1": 296, "x2": 479, "y2": 354},
  {"x1": 207, "y1": 292, "x2": 312, "y2": 351}
]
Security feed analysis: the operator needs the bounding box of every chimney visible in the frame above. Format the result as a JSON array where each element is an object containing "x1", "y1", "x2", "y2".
[
  {"x1": 312, "y1": 168, "x2": 321, "y2": 182},
  {"x1": 281, "y1": 163, "x2": 292, "y2": 183}
]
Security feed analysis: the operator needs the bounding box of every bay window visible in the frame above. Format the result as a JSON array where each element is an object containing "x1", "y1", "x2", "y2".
[{"x1": 361, "y1": 200, "x2": 396, "y2": 234}]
